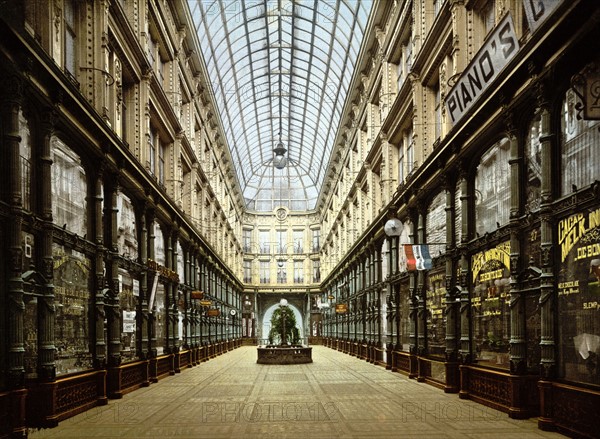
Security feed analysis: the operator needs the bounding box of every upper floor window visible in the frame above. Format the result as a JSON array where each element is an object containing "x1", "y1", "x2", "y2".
[
  {"x1": 481, "y1": 1, "x2": 496, "y2": 36},
  {"x1": 260, "y1": 260, "x2": 270, "y2": 283},
  {"x1": 242, "y1": 229, "x2": 252, "y2": 252},
  {"x1": 313, "y1": 260, "x2": 321, "y2": 283},
  {"x1": 259, "y1": 230, "x2": 270, "y2": 254},
  {"x1": 312, "y1": 229, "x2": 320, "y2": 252},
  {"x1": 293, "y1": 230, "x2": 303, "y2": 254},
  {"x1": 294, "y1": 260, "x2": 304, "y2": 283},
  {"x1": 243, "y1": 260, "x2": 252, "y2": 283},
  {"x1": 475, "y1": 137, "x2": 510, "y2": 234},
  {"x1": 64, "y1": 0, "x2": 77, "y2": 75}
]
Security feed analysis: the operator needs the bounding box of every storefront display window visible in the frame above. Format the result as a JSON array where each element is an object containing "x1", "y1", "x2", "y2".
[
  {"x1": 23, "y1": 296, "x2": 37, "y2": 379},
  {"x1": 561, "y1": 89, "x2": 600, "y2": 196},
  {"x1": 399, "y1": 281, "x2": 411, "y2": 351},
  {"x1": 471, "y1": 241, "x2": 511, "y2": 369},
  {"x1": 475, "y1": 137, "x2": 510, "y2": 235},
  {"x1": 19, "y1": 109, "x2": 32, "y2": 211},
  {"x1": 525, "y1": 116, "x2": 542, "y2": 212},
  {"x1": 426, "y1": 192, "x2": 446, "y2": 257},
  {"x1": 154, "y1": 282, "x2": 166, "y2": 355},
  {"x1": 426, "y1": 268, "x2": 446, "y2": 357},
  {"x1": 51, "y1": 138, "x2": 87, "y2": 237},
  {"x1": 119, "y1": 269, "x2": 139, "y2": 362},
  {"x1": 557, "y1": 208, "x2": 600, "y2": 385},
  {"x1": 53, "y1": 244, "x2": 93, "y2": 375},
  {"x1": 117, "y1": 191, "x2": 138, "y2": 260},
  {"x1": 154, "y1": 222, "x2": 165, "y2": 265}
]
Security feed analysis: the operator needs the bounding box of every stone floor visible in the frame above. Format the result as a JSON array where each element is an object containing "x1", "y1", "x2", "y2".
[{"x1": 29, "y1": 346, "x2": 566, "y2": 439}]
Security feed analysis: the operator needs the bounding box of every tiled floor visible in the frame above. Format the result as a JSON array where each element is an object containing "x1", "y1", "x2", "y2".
[{"x1": 29, "y1": 346, "x2": 566, "y2": 439}]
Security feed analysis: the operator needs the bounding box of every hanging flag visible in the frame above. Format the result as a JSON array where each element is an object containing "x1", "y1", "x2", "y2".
[
  {"x1": 413, "y1": 244, "x2": 433, "y2": 271},
  {"x1": 404, "y1": 244, "x2": 417, "y2": 271}
]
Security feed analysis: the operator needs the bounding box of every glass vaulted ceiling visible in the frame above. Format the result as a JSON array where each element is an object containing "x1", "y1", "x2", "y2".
[{"x1": 189, "y1": 0, "x2": 372, "y2": 211}]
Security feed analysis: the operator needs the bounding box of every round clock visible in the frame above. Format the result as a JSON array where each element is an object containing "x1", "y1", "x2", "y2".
[{"x1": 230, "y1": 309, "x2": 237, "y2": 316}]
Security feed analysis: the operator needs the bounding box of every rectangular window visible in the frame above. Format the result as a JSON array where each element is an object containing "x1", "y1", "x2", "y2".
[
  {"x1": 260, "y1": 261, "x2": 270, "y2": 284},
  {"x1": 293, "y1": 230, "x2": 303, "y2": 254},
  {"x1": 148, "y1": 129, "x2": 156, "y2": 175},
  {"x1": 398, "y1": 143, "x2": 405, "y2": 183},
  {"x1": 294, "y1": 260, "x2": 304, "y2": 283},
  {"x1": 312, "y1": 229, "x2": 320, "y2": 252},
  {"x1": 313, "y1": 260, "x2": 320, "y2": 283},
  {"x1": 434, "y1": 82, "x2": 441, "y2": 141},
  {"x1": 406, "y1": 127, "x2": 414, "y2": 175},
  {"x1": 259, "y1": 230, "x2": 270, "y2": 254},
  {"x1": 277, "y1": 261, "x2": 287, "y2": 284},
  {"x1": 243, "y1": 260, "x2": 252, "y2": 283},
  {"x1": 243, "y1": 229, "x2": 252, "y2": 252},
  {"x1": 64, "y1": 0, "x2": 76, "y2": 74},
  {"x1": 276, "y1": 229, "x2": 286, "y2": 254},
  {"x1": 158, "y1": 142, "x2": 165, "y2": 184}
]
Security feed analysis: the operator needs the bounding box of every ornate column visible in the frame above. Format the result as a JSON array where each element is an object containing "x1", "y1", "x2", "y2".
[
  {"x1": 507, "y1": 113, "x2": 526, "y2": 374},
  {"x1": 458, "y1": 163, "x2": 472, "y2": 364},
  {"x1": 444, "y1": 175, "x2": 458, "y2": 363},
  {"x1": 537, "y1": 80, "x2": 557, "y2": 429},
  {"x1": 146, "y1": 208, "x2": 157, "y2": 357},
  {"x1": 137, "y1": 203, "x2": 149, "y2": 358},
  {"x1": 38, "y1": 108, "x2": 57, "y2": 380},
  {"x1": 107, "y1": 177, "x2": 122, "y2": 368},
  {"x1": 4, "y1": 76, "x2": 25, "y2": 389},
  {"x1": 92, "y1": 168, "x2": 107, "y2": 369}
]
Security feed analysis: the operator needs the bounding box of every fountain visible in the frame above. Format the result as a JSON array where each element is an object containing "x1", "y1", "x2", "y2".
[{"x1": 256, "y1": 298, "x2": 312, "y2": 364}]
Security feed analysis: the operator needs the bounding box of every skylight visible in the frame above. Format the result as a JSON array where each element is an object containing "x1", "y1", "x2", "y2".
[{"x1": 189, "y1": 0, "x2": 373, "y2": 211}]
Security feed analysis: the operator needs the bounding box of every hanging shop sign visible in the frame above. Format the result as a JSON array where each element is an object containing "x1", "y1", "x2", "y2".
[
  {"x1": 335, "y1": 304, "x2": 348, "y2": 314},
  {"x1": 523, "y1": 0, "x2": 563, "y2": 33},
  {"x1": 191, "y1": 290, "x2": 204, "y2": 300},
  {"x1": 199, "y1": 300, "x2": 212, "y2": 307},
  {"x1": 446, "y1": 13, "x2": 519, "y2": 126},
  {"x1": 147, "y1": 259, "x2": 180, "y2": 283},
  {"x1": 207, "y1": 308, "x2": 220, "y2": 317}
]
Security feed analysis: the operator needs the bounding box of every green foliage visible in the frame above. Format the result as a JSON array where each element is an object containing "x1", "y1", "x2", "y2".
[{"x1": 268, "y1": 307, "x2": 300, "y2": 345}]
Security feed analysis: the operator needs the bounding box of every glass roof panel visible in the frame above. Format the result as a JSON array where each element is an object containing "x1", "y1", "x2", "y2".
[{"x1": 189, "y1": 0, "x2": 373, "y2": 211}]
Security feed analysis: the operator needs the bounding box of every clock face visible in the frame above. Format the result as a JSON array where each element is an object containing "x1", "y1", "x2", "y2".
[
  {"x1": 230, "y1": 309, "x2": 237, "y2": 316},
  {"x1": 276, "y1": 208, "x2": 287, "y2": 221}
]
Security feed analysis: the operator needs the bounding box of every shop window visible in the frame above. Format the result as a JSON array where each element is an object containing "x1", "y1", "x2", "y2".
[
  {"x1": 19, "y1": 109, "x2": 32, "y2": 211},
  {"x1": 119, "y1": 269, "x2": 139, "y2": 362},
  {"x1": 525, "y1": 116, "x2": 542, "y2": 211},
  {"x1": 475, "y1": 137, "x2": 510, "y2": 234},
  {"x1": 153, "y1": 222, "x2": 165, "y2": 266},
  {"x1": 177, "y1": 241, "x2": 184, "y2": 281},
  {"x1": 53, "y1": 244, "x2": 93, "y2": 375},
  {"x1": 426, "y1": 267, "x2": 446, "y2": 358},
  {"x1": 454, "y1": 183, "x2": 462, "y2": 244},
  {"x1": 52, "y1": 138, "x2": 87, "y2": 237},
  {"x1": 399, "y1": 281, "x2": 411, "y2": 351},
  {"x1": 153, "y1": 282, "x2": 166, "y2": 355},
  {"x1": 426, "y1": 192, "x2": 446, "y2": 257},
  {"x1": 560, "y1": 88, "x2": 600, "y2": 196},
  {"x1": 557, "y1": 208, "x2": 600, "y2": 386},
  {"x1": 471, "y1": 241, "x2": 511, "y2": 369},
  {"x1": 116, "y1": 191, "x2": 138, "y2": 260}
]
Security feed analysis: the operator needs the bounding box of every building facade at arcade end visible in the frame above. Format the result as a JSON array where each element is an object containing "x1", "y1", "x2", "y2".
[{"x1": 0, "y1": 0, "x2": 599, "y2": 437}]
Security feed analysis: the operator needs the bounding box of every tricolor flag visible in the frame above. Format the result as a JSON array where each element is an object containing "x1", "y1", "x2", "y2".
[
  {"x1": 400, "y1": 244, "x2": 432, "y2": 272},
  {"x1": 413, "y1": 244, "x2": 432, "y2": 270}
]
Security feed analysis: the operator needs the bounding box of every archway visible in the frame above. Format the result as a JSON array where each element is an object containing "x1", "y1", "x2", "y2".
[{"x1": 261, "y1": 302, "x2": 304, "y2": 344}]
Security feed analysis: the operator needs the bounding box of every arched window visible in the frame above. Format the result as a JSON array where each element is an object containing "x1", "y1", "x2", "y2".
[
  {"x1": 475, "y1": 137, "x2": 510, "y2": 234},
  {"x1": 560, "y1": 88, "x2": 600, "y2": 196},
  {"x1": 51, "y1": 138, "x2": 87, "y2": 236}
]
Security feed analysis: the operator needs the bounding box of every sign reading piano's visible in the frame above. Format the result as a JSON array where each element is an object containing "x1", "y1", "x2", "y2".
[{"x1": 446, "y1": 13, "x2": 519, "y2": 126}]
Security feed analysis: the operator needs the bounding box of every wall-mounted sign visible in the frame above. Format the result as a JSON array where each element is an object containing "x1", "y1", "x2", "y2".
[
  {"x1": 446, "y1": 13, "x2": 519, "y2": 126},
  {"x1": 199, "y1": 300, "x2": 212, "y2": 307},
  {"x1": 523, "y1": 0, "x2": 562, "y2": 33},
  {"x1": 191, "y1": 291, "x2": 204, "y2": 300},
  {"x1": 471, "y1": 241, "x2": 511, "y2": 284},
  {"x1": 207, "y1": 308, "x2": 220, "y2": 317},
  {"x1": 335, "y1": 304, "x2": 348, "y2": 314}
]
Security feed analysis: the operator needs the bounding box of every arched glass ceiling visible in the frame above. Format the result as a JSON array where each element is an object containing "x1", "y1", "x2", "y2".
[{"x1": 189, "y1": 0, "x2": 373, "y2": 211}]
